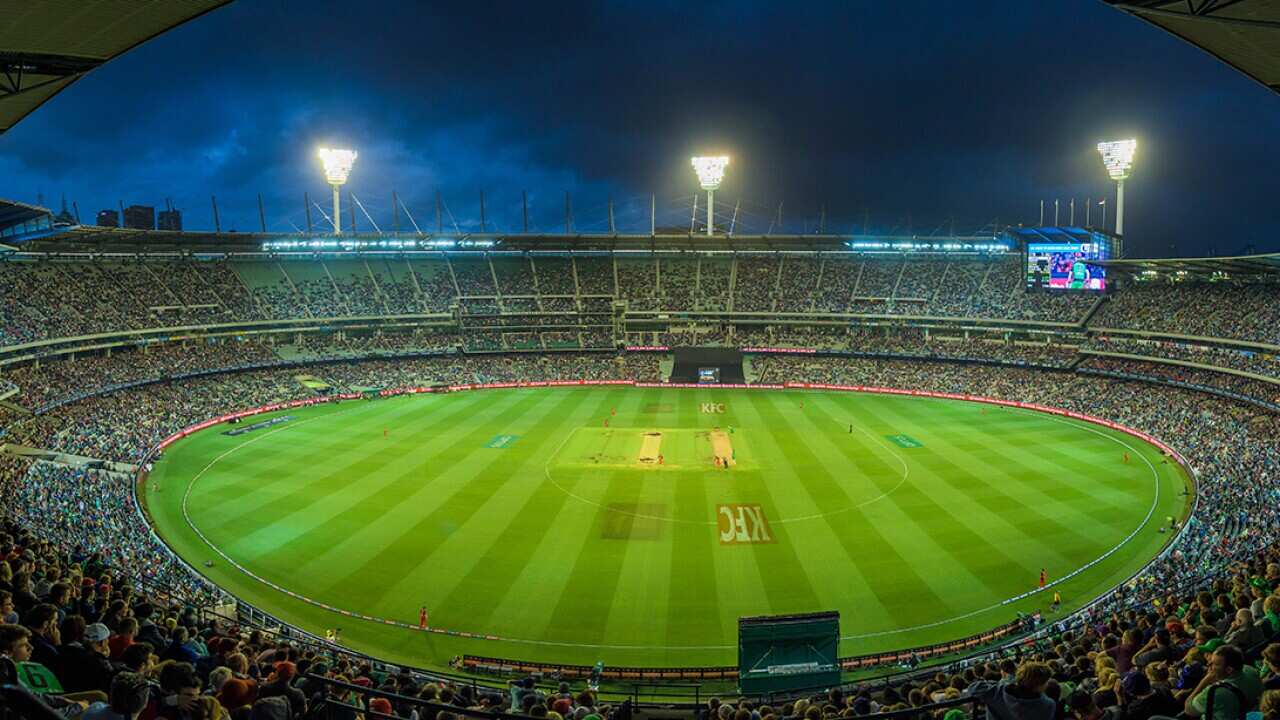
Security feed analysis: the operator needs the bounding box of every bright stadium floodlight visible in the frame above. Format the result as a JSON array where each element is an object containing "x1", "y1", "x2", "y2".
[
  {"x1": 318, "y1": 147, "x2": 357, "y2": 234},
  {"x1": 1096, "y1": 139, "x2": 1136, "y2": 236},
  {"x1": 691, "y1": 155, "x2": 729, "y2": 236}
]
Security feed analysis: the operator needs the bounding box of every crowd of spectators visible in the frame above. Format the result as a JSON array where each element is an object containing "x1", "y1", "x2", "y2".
[
  {"x1": 4, "y1": 252, "x2": 1280, "y2": 719},
  {"x1": 2, "y1": 353, "x2": 660, "y2": 463},
  {"x1": 1086, "y1": 337, "x2": 1280, "y2": 382},
  {"x1": 0, "y1": 509, "x2": 620, "y2": 720},
  {"x1": 4, "y1": 258, "x2": 1280, "y2": 359},
  {"x1": 1093, "y1": 281, "x2": 1280, "y2": 347},
  {"x1": 2, "y1": 350, "x2": 1280, "y2": 719},
  {"x1": 1080, "y1": 357, "x2": 1280, "y2": 409}
]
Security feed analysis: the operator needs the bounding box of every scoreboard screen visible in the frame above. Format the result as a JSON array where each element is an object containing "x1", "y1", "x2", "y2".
[
  {"x1": 1026, "y1": 241, "x2": 1109, "y2": 292},
  {"x1": 698, "y1": 367, "x2": 721, "y2": 384}
]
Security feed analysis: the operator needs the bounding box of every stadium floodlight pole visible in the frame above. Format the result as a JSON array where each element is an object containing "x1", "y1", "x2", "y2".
[
  {"x1": 691, "y1": 155, "x2": 729, "y2": 236},
  {"x1": 1097, "y1": 139, "x2": 1137, "y2": 236},
  {"x1": 317, "y1": 147, "x2": 357, "y2": 235}
]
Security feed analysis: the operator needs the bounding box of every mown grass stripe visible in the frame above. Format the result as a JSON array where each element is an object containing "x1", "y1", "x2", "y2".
[
  {"x1": 205, "y1": 392, "x2": 512, "y2": 559},
  {"x1": 799, "y1": 396, "x2": 1033, "y2": 600},
  {"x1": 426, "y1": 388, "x2": 629, "y2": 636},
  {"x1": 311, "y1": 390, "x2": 561, "y2": 603},
  {"x1": 854, "y1": 395, "x2": 1105, "y2": 566},
  {"x1": 748, "y1": 392, "x2": 950, "y2": 624}
]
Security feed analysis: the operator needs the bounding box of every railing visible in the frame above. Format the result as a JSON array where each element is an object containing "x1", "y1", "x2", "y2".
[{"x1": 310, "y1": 674, "x2": 625, "y2": 720}]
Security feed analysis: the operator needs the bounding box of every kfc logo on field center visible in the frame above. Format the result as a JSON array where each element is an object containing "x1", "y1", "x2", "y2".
[
  {"x1": 717, "y1": 504, "x2": 774, "y2": 544},
  {"x1": 700, "y1": 402, "x2": 726, "y2": 414}
]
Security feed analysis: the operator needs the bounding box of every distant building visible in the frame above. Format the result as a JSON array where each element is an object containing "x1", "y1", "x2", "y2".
[
  {"x1": 96, "y1": 210, "x2": 119, "y2": 228},
  {"x1": 123, "y1": 205, "x2": 155, "y2": 230},
  {"x1": 158, "y1": 208, "x2": 182, "y2": 231}
]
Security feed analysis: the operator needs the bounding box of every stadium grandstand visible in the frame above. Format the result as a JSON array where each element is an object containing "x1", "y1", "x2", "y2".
[{"x1": 3, "y1": 3, "x2": 1280, "y2": 720}]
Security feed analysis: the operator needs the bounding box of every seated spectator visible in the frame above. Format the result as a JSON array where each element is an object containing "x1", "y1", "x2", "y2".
[
  {"x1": 110, "y1": 618, "x2": 139, "y2": 659},
  {"x1": 0, "y1": 623, "x2": 33, "y2": 685},
  {"x1": 1134, "y1": 629, "x2": 1176, "y2": 668},
  {"x1": 82, "y1": 671, "x2": 152, "y2": 720},
  {"x1": 1114, "y1": 669, "x2": 1177, "y2": 720},
  {"x1": 968, "y1": 661, "x2": 1055, "y2": 720},
  {"x1": 1068, "y1": 689, "x2": 1121, "y2": 720},
  {"x1": 156, "y1": 661, "x2": 202, "y2": 720},
  {"x1": 58, "y1": 621, "x2": 114, "y2": 694},
  {"x1": 1184, "y1": 645, "x2": 1262, "y2": 720},
  {"x1": 1226, "y1": 609, "x2": 1264, "y2": 649}
]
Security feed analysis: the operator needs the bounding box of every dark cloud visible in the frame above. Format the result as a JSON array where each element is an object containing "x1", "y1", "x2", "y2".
[{"x1": 2, "y1": 0, "x2": 1278, "y2": 255}]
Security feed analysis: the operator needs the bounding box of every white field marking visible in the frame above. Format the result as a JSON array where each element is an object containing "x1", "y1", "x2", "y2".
[
  {"x1": 542, "y1": 404, "x2": 912, "y2": 526},
  {"x1": 161, "y1": 390, "x2": 1170, "y2": 652},
  {"x1": 839, "y1": 410, "x2": 1164, "y2": 641}
]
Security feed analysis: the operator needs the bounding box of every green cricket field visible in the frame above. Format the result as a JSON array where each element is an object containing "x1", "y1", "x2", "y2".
[{"x1": 143, "y1": 386, "x2": 1190, "y2": 672}]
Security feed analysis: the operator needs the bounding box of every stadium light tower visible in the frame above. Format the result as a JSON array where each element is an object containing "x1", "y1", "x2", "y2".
[
  {"x1": 317, "y1": 147, "x2": 357, "y2": 234},
  {"x1": 691, "y1": 155, "x2": 729, "y2": 236},
  {"x1": 1096, "y1": 139, "x2": 1136, "y2": 236}
]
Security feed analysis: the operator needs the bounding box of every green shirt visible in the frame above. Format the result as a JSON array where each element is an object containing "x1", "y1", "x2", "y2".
[{"x1": 1190, "y1": 666, "x2": 1262, "y2": 720}]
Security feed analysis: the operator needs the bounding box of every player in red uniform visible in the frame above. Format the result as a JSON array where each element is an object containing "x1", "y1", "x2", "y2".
[
  {"x1": 419, "y1": 606, "x2": 429, "y2": 630},
  {"x1": 1039, "y1": 568, "x2": 1047, "y2": 589}
]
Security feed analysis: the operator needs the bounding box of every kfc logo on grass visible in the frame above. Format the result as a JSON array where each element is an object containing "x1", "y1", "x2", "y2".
[
  {"x1": 700, "y1": 402, "x2": 726, "y2": 414},
  {"x1": 717, "y1": 504, "x2": 774, "y2": 544}
]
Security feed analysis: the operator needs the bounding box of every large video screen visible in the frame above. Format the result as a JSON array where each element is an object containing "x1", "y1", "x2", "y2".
[
  {"x1": 1025, "y1": 242, "x2": 1108, "y2": 291},
  {"x1": 698, "y1": 367, "x2": 721, "y2": 384}
]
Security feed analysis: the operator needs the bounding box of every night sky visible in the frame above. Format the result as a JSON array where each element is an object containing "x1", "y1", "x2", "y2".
[{"x1": 3, "y1": 1, "x2": 1279, "y2": 258}]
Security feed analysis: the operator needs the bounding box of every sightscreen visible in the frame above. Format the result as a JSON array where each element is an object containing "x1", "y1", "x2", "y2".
[{"x1": 1025, "y1": 241, "x2": 1108, "y2": 291}]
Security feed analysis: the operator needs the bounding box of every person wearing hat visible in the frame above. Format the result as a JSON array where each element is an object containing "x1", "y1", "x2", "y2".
[{"x1": 58, "y1": 621, "x2": 115, "y2": 694}]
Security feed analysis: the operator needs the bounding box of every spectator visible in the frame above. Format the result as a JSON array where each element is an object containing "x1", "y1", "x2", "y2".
[
  {"x1": 82, "y1": 671, "x2": 152, "y2": 720},
  {"x1": 23, "y1": 603, "x2": 60, "y2": 670},
  {"x1": 58, "y1": 621, "x2": 114, "y2": 694},
  {"x1": 968, "y1": 661, "x2": 1055, "y2": 720},
  {"x1": 1184, "y1": 645, "x2": 1262, "y2": 720}
]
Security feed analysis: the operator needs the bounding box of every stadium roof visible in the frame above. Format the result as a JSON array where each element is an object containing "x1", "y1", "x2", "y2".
[
  {"x1": 1095, "y1": 252, "x2": 1280, "y2": 278},
  {"x1": 1105, "y1": 1, "x2": 1280, "y2": 94},
  {"x1": 0, "y1": 0, "x2": 232, "y2": 134},
  {"x1": 0, "y1": 198, "x2": 57, "y2": 247}
]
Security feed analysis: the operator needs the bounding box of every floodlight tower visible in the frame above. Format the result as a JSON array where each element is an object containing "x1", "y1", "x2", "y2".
[
  {"x1": 317, "y1": 147, "x2": 357, "y2": 234},
  {"x1": 1096, "y1": 139, "x2": 1136, "y2": 236},
  {"x1": 691, "y1": 155, "x2": 729, "y2": 236}
]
